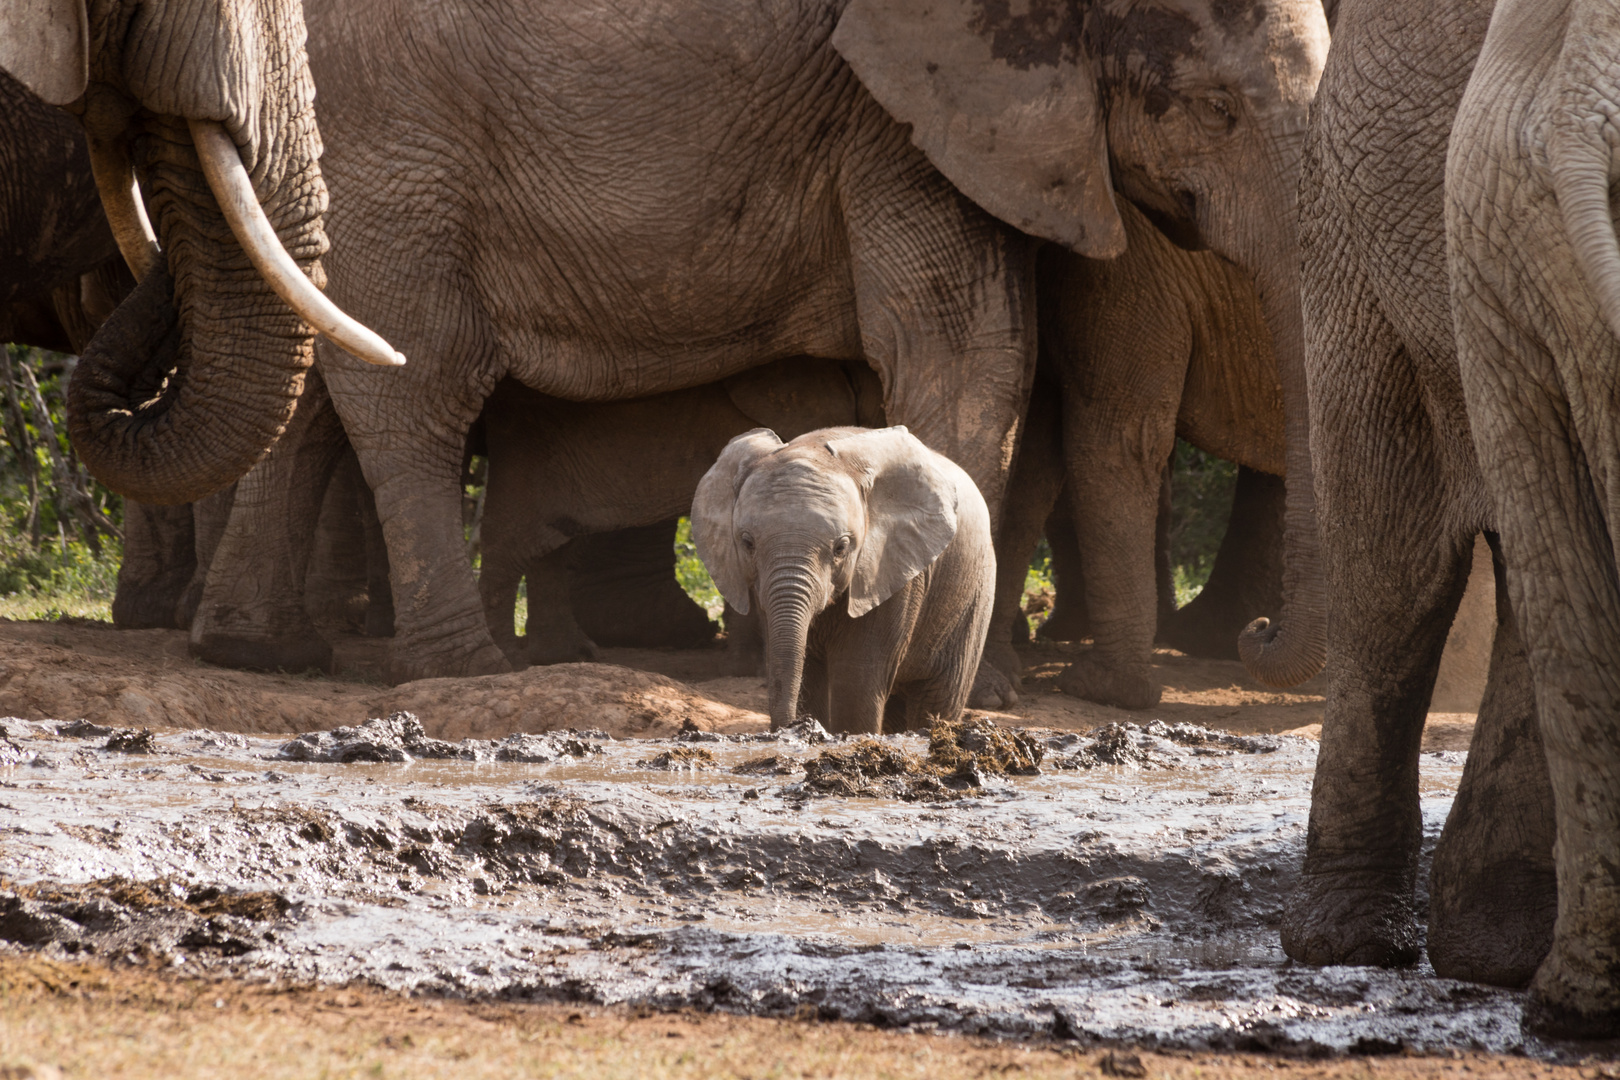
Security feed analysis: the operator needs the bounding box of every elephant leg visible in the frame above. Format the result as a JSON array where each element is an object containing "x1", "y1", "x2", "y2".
[
  {"x1": 357, "y1": 475, "x2": 394, "y2": 637},
  {"x1": 112, "y1": 501, "x2": 196, "y2": 630},
  {"x1": 1458, "y1": 304, "x2": 1620, "y2": 1038},
  {"x1": 798, "y1": 652, "x2": 831, "y2": 730},
  {"x1": 569, "y1": 521, "x2": 715, "y2": 649},
  {"x1": 1055, "y1": 387, "x2": 1179, "y2": 711},
  {"x1": 520, "y1": 545, "x2": 600, "y2": 666},
  {"x1": 302, "y1": 447, "x2": 372, "y2": 631},
  {"x1": 1155, "y1": 457, "x2": 1176, "y2": 631},
  {"x1": 1428, "y1": 532, "x2": 1556, "y2": 988},
  {"x1": 972, "y1": 369, "x2": 1064, "y2": 709},
  {"x1": 1038, "y1": 488, "x2": 1089, "y2": 642},
  {"x1": 189, "y1": 372, "x2": 349, "y2": 673},
  {"x1": 1160, "y1": 467, "x2": 1286, "y2": 660},
  {"x1": 842, "y1": 160, "x2": 1036, "y2": 711},
  {"x1": 1283, "y1": 299, "x2": 1472, "y2": 967},
  {"x1": 174, "y1": 485, "x2": 235, "y2": 630}
]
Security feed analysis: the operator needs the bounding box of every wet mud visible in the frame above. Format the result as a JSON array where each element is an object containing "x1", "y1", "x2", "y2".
[{"x1": 0, "y1": 710, "x2": 1566, "y2": 1057}]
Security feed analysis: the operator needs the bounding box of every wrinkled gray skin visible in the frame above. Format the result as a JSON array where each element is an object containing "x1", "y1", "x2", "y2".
[
  {"x1": 985, "y1": 199, "x2": 1286, "y2": 710},
  {"x1": 694, "y1": 427, "x2": 994, "y2": 733},
  {"x1": 478, "y1": 358, "x2": 884, "y2": 669},
  {"x1": 1, "y1": 0, "x2": 338, "y2": 506},
  {"x1": 0, "y1": 73, "x2": 128, "y2": 355},
  {"x1": 1447, "y1": 0, "x2": 1620, "y2": 1037},
  {"x1": 1280, "y1": 0, "x2": 1556, "y2": 1001},
  {"x1": 182, "y1": 0, "x2": 1328, "y2": 686}
]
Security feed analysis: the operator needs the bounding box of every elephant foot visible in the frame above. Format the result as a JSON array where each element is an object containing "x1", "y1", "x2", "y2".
[
  {"x1": 111, "y1": 581, "x2": 192, "y2": 630},
  {"x1": 1428, "y1": 857, "x2": 1556, "y2": 988},
  {"x1": 191, "y1": 632, "x2": 334, "y2": 675},
  {"x1": 1280, "y1": 875, "x2": 1421, "y2": 968},
  {"x1": 968, "y1": 660, "x2": 1019, "y2": 710},
  {"x1": 387, "y1": 641, "x2": 512, "y2": 685},
  {"x1": 1057, "y1": 654, "x2": 1159, "y2": 710},
  {"x1": 1523, "y1": 954, "x2": 1620, "y2": 1041}
]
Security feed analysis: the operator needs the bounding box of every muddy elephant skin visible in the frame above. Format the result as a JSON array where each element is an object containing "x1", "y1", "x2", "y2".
[
  {"x1": 694, "y1": 427, "x2": 994, "y2": 733},
  {"x1": 1446, "y1": 0, "x2": 1620, "y2": 1038},
  {"x1": 1277, "y1": 0, "x2": 1556, "y2": 1006}
]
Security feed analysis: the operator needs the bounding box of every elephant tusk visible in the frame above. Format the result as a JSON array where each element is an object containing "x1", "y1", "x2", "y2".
[
  {"x1": 188, "y1": 119, "x2": 406, "y2": 368},
  {"x1": 85, "y1": 136, "x2": 161, "y2": 283}
]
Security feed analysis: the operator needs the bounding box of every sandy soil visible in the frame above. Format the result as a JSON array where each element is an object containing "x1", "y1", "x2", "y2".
[
  {"x1": 0, "y1": 618, "x2": 1476, "y2": 750},
  {"x1": 1, "y1": 956, "x2": 1611, "y2": 1080}
]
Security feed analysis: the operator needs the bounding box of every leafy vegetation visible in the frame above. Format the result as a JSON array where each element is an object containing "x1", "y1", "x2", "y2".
[
  {"x1": 0, "y1": 346, "x2": 124, "y2": 622},
  {"x1": 1168, "y1": 439, "x2": 1238, "y2": 606},
  {"x1": 675, "y1": 517, "x2": 725, "y2": 622}
]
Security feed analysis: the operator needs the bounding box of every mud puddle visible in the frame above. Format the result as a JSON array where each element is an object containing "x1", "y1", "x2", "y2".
[{"x1": 0, "y1": 713, "x2": 1547, "y2": 1056}]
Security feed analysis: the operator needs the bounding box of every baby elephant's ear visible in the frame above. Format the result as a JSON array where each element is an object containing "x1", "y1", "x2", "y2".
[
  {"x1": 827, "y1": 427, "x2": 959, "y2": 617},
  {"x1": 691, "y1": 428, "x2": 783, "y2": 616}
]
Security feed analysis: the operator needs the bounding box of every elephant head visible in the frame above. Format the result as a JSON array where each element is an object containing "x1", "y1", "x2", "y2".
[
  {"x1": 0, "y1": 0, "x2": 401, "y2": 505},
  {"x1": 692, "y1": 426, "x2": 959, "y2": 729},
  {"x1": 833, "y1": 0, "x2": 1331, "y2": 686}
]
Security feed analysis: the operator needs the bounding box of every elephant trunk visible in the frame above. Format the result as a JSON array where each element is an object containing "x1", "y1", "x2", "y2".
[
  {"x1": 67, "y1": 112, "x2": 330, "y2": 506},
  {"x1": 1234, "y1": 204, "x2": 1328, "y2": 688},
  {"x1": 762, "y1": 567, "x2": 818, "y2": 731},
  {"x1": 1549, "y1": 0, "x2": 1620, "y2": 344}
]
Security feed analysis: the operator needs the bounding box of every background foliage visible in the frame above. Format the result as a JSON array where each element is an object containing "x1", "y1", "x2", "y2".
[{"x1": 0, "y1": 345, "x2": 124, "y2": 621}]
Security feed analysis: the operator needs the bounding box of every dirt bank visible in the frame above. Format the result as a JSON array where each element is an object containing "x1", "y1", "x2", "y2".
[{"x1": 0, "y1": 619, "x2": 1473, "y2": 749}]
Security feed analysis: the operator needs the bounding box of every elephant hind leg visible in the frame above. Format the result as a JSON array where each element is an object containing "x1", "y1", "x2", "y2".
[
  {"x1": 1427, "y1": 532, "x2": 1556, "y2": 987},
  {"x1": 519, "y1": 545, "x2": 599, "y2": 666}
]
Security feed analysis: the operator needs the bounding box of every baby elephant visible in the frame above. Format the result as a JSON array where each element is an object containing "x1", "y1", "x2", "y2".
[{"x1": 693, "y1": 426, "x2": 994, "y2": 733}]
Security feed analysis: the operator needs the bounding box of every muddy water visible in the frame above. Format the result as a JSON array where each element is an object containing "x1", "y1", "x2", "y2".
[{"x1": 0, "y1": 717, "x2": 1539, "y2": 1055}]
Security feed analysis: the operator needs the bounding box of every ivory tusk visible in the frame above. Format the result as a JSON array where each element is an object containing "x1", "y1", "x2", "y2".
[
  {"x1": 86, "y1": 136, "x2": 161, "y2": 283},
  {"x1": 188, "y1": 119, "x2": 406, "y2": 368}
]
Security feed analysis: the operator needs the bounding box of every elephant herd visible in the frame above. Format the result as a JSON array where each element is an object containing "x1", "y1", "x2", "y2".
[{"x1": 1, "y1": 0, "x2": 1616, "y2": 1042}]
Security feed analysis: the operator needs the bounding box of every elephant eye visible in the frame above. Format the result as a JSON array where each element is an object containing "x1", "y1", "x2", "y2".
[
  {"x1": 833, "y1": 536, "x2": 852, "y2": 558},
  {"x1": 1192, "y1": 91, "x2": 1238, "y2": 135},
  {"x1": 740, "y1": 534, "x2": 755, "y2": 554}
]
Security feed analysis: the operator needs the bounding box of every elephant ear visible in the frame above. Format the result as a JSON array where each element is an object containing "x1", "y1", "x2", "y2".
[
  {"x1": 828, "y1": 427, "x2": 959, "y2": 618},
  {"x1": 691, "y1": 428, "x2": 785, "y2": 617},
  {"x1": 831, "y1": 0, "x2": 1125, "y2": 258},
  {"x1": 0, "y1": 0, "x2": 88, "y2": 105}
]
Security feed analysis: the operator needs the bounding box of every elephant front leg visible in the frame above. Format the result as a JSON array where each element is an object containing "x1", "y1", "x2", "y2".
[
  {"x1": 189, "y1": 373, "x2": 349, "y2": 674},
  {"x1": 1283, "y1": 328, "x2": 1473, "y2": 968},
  {"x1": 1055, "y1": 404, "x2": 1177, "y2": 711}
]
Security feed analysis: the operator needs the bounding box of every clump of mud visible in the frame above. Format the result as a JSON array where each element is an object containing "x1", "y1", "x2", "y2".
[
  {"x1": 638, "y1": 747, "x2": 717, "y2": 771},
  {"x1": 1051, "y1": 721, "x2": 1281, "y2": 770},
  {"x1": 799, "y1": 739, "x2": 955, "y2": 800},
  {"x1": 0, "y1": 723, "x2": 33, "y2": 767},
  {"x1": 0, "y1": 877, "x2": 290, "y2": 959},
  {"x1": 928, "y1": 715, "x2": 1043, "y2": 780},
  {"x1": 56, "y1": 719, "x2": 116, "y2": 738},
  {"x1": 731, "y1": 753, "x2": 798, "y2": 776},
  {"x1": 277, "y1": 713, "x2": 607, "y2": 764},
  {"x1": 104, "y1": 728, "x2": 158, "y2": 754}
]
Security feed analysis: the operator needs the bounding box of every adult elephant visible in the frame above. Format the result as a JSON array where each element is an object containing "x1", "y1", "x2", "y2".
[
  {"x1": 189, "y1": 0, "x2": 1329, "y2": 686},
  {"x1": 1267, "y1": 0, "x2": 1557, "y2": 999},
  {"x1": 1447, "y1": 0, "x2": 1620, "y2": 1036},
  {"x1": 0, "y1": 0, "x2": 402, "y2": 509},
  {"x1": 986, "y1": 197, "x2": 1286, "y2": 710}
]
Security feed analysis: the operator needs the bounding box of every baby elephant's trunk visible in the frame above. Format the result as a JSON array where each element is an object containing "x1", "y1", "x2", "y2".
[{"x1": 762, "y1": 570, "x2": 817, "y2": 730}]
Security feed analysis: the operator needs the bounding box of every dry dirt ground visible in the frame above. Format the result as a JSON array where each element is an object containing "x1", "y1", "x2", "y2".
[
  {"x1": 2, "y1": 956, "x2": 1614, "y2": 1080},
  {"x1": 0, "y1": 618, "x2": 1477, "y2": 751}
]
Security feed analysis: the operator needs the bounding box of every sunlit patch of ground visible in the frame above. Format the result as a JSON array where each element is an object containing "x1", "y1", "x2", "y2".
[{"x1": 0, "y1": 957, "x2": 1608, "y2": 1080}]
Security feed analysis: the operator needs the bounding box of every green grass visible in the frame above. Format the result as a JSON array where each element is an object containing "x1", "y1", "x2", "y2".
[{"x1": 0, "y1": 528, "x2": 121, "y2": 623}]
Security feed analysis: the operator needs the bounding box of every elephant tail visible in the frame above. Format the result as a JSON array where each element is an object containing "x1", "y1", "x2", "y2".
[{"x1": 1550, "y1": 0, "x2": 1620, "y2": 343}]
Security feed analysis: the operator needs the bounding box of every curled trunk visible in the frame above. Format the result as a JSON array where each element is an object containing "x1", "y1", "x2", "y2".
[{"x1": 65, "y1": 115, "x2": 324, "y2": 506}]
